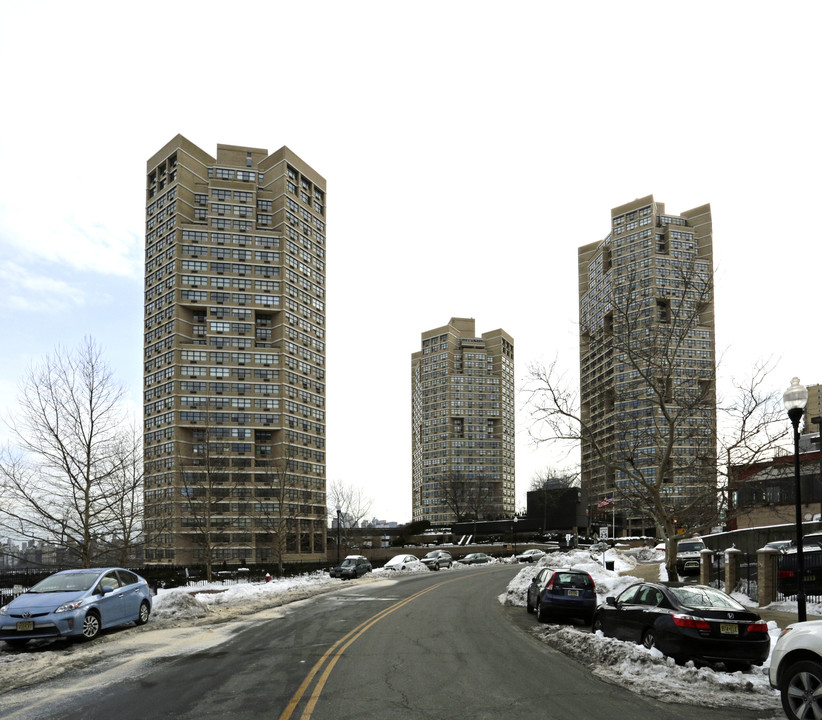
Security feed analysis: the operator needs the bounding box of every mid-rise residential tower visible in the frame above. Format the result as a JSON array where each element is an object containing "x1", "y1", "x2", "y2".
[
  {"x1": 143, "y1": 135, "x2": 327, "y2": 566},
  {"x1": 411, "y1": 318, "x2": 515, "y2": 525}
]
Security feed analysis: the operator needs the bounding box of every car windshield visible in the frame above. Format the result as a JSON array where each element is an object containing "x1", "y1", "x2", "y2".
[
  {"x1": 668, "y1": 586, "x2": 744, "y2": 611},
  {"x1": 678, "y1": 541, "x2": 705, "y2": 553},
  {"x1": 29, "y1": 572, "x2": 100, "y2": 593},
  {"x1": 341, "y1": 559, "x2": 357, "y2": 567},
  {"x1": 425, "y1": 552, "x2": 440, "y2": 559}
]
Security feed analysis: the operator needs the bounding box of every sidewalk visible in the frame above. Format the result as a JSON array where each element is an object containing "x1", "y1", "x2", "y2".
[{"x1": 624, "y1": 561, "x2": 822, "y2": 630}]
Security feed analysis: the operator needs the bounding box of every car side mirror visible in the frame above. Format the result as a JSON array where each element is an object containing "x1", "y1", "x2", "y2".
[
  {"x1": 606, "y1": 596, "x2": 617, "y2": 607},
  {"x1": 100, "y1": 585, "x2": 115, "y2": 595}
]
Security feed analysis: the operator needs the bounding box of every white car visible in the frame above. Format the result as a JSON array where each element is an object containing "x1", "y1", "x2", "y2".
[
  {"x1": 517, "y1": 549, "x2": 546, "y2": 563},
  {"x1": 383, "y1": 554, "x2": 423, "y2": 571},
  {"x1": 769, "y1": 620, "x2": 822, "y2": 719}
]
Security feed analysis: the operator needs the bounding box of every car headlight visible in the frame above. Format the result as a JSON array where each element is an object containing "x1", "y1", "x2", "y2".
[
  {"x1": 55, "y1": 600, "x2": 85, "y2": 613},
  {"x1": 0, "y1": 606, "x2": 7, "y2": 616}
]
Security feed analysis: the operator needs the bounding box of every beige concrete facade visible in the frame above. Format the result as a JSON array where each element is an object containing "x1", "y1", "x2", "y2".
[
  {"x1": 411, "y1": 318, "x2": 515, "y2": 525},
  {"x1": 143, "y1": 135, "x2": 327, "y2": 565},
  {"x1": 578, "y1": 196, "x2": 717, "y2": 536}
]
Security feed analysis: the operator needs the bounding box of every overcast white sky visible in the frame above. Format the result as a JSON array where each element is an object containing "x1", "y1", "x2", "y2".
[{"x1": 1, "y1": 1, "x2": 820, "y2": 524}]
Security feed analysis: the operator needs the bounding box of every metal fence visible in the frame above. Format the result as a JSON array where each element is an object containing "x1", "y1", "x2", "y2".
[{"x1": 734, "y1": 552, "x2": 759, "y2": 603}]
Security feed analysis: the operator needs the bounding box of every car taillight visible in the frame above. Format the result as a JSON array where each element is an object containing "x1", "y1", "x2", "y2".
[
  {"x1": 672, "y1": 614, "x2": 711, "y2": 630},
  {"x1": 747, "y1": 621, "x2": 769, "y2": 633},
  {"x1": 778, "y1": 570, "x2": 795, "y2": 579},
  {"x1": 544, "y1": 573, "x2": 555, "y2": 590}
]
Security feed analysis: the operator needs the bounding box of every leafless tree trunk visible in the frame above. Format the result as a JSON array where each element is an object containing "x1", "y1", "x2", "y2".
[{"x1": 0, "y1": 338, "x2": 126, "y2": 568}]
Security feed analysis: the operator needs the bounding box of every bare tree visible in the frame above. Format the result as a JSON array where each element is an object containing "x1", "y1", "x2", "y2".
[
  {"x1": 256, "y1": 444, "x2": 299, "y2": 577},
  {"x1": 0, "y1": 338, "x2": 126, "y2": 568},
  {"x1": 525, "y1": 262, "x2": 785, "y2": 578},
  {"x1": 103, "y1": 425, "x2": 144, "y2": 566},
  {"x1": 327, "y1": 479, "x2": 372, "y2": 546},
  {"x1": 178, "y1": 419, "x2": 238, "y2": 582},
  {"x1": 442, "y1": 472, "x2": 501, "y2": 522}
]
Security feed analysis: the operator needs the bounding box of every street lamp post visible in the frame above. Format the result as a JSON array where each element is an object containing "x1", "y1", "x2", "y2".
[
  {"x1": 811, "y1": 415, "x2": 822, "y2": 521},
  {"x1": 513, "y1": 516, "x2": 518, "y2": 556},
  {"x1": 784, "y1": 377, "x2": 809, "y2": 623},
  {"x1": 336, "y1": 504, "x2": 342, "y2": 564}
]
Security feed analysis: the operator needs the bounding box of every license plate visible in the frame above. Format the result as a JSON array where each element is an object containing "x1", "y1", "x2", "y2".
[
  {"x1": 16, "y1": 621, "x2": 34, "y2": 632},
  {"x1": 567, "y1": 589, "x2": 579, "y2": 597},
  {"x1": 720, "y1": 623, "x2": 738, "y2": 635}
]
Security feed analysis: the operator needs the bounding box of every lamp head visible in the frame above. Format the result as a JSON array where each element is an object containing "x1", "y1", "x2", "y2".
[{"x1": 784, "y1": 377, "x2": 808, "y2": 413}]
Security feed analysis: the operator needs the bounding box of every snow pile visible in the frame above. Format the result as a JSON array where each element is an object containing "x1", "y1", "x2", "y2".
[
  {"x1": 152, "y1": 570, "x2": 361, "y2": 622},
  {"x1": 501, "y1": 548, "x2": 641, "y2": 608},
  {"x1": 533, "y1": 625, "x2": 778, "y2": 710}
]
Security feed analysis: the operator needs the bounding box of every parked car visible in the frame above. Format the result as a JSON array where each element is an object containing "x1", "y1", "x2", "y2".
[
  {"x1": 769, "y1": 620, "x2": 822, "y2": 720},
  {"x1": 517, "y1": 549, "x2": 546, "y2": 563},
  {"x1": 765, "y1": 539, "x2": 793, "y2": 551},
  {"x1": 675, "y1": 539, "x2": 706, "y2": 576},
  {"x1": 0, "y1": 568, "x2": 152, "y2": 647},
  {"x1": 458, "y1": 553, "x2": 493, "y2": 565},
  {"x1": 382, "y1": 554, "x2": 422, "y2": 571},
  {"x1": 592, "y1": 582, "x2": 769, "y2": 669},
  {"x1": 777, "y1": 545, "x2": 822, "y2": 598},
  {"x1": 420, "y1": 550, "x2": 453, "y2": 570},
  {"x1": 329, "y1": 555, "x2": 372, "y2": 579},
  {"x1": 526, "y1": 567, "x2": 596, "y2": 624}
]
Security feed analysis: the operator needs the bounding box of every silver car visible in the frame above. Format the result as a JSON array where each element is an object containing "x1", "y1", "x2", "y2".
[
  {"x1": 420, "y1": 550, "x2": 453, "y2": 570},
  {"x1": 0, "y1": 568, "x2": 152, "y2": 647}
]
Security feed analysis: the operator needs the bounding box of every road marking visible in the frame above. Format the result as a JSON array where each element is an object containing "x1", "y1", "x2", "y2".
[{"x1": 278, "y1": 577, "x2": 464, "y2": 720}]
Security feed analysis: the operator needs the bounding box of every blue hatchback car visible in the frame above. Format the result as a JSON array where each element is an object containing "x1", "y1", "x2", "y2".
[
  {"x1": 0, "y1": 568, "x2": 152, "y2": 647},
  {"x1": 526, "y1": 567, "x2": 597, "y2": 625}
]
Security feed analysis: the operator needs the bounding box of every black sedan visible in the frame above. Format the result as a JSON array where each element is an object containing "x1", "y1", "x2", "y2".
[{"x1": 592, "y1": 582, "x2": 769, "y2": 669}]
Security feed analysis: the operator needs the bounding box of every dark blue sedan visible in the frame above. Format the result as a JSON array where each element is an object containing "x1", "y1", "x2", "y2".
[
  {"x1": 0, "y1": 568, "x2": 152, "y2": 647},
  {"x1": 526, "y1": 567, "x2": 597, "y2": 624}
]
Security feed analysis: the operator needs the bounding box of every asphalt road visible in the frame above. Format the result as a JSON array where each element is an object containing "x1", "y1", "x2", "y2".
[{"x1": 0, "y1": 566, "x2": 782, "y2": 720}]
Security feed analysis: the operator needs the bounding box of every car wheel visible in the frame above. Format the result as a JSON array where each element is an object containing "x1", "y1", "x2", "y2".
[
  {"x1": 641, "y1": 628, "x2": 656, "y2": 651},
  {"x1": 536, "y1": 599, "x2": 550, "y2": 623},
  {"x1": 4, "y1": 638, "x2": 29, "y2": 649},
  {"x1": 81, "y1": 611, "x2": 101, "y2": 642},
  {"x1": 136, "y1": 600, "x2": 151, "y2": 626},
  {"x1": 433, "y1": 562, "x2": 440, "y2": 571},
  {"x1": 782, "y1": 660, "x2": 822, "y2": 720},
  {"x1": 526, "y1": 594, "x2": 535, "y2": 614},
  {"x1": 592, "y1": 614, "x2": 603, "y2": 633}
]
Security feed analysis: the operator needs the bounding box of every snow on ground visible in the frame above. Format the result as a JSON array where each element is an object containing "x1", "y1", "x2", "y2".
[{"x1": 0, "y1": 547, "x2": 810, "y2": 712}]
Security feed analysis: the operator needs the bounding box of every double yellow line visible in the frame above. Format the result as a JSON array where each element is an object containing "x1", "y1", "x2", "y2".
[{"x1": 278, "y1": 578, "x2": 461, "y2": 720}]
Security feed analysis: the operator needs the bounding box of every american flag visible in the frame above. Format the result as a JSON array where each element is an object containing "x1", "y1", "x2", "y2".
[{"x1": 598, "y1": 494, "x2": 614, "y2": 509}]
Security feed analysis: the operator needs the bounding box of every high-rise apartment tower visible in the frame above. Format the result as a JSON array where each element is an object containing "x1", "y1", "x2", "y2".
[
  {"x1": 411, "y1": 318, "x2": 515, "y2": 525},
  {"x1": 578, "y1": 196, "x2": 716, "y2": 536},
  {"x1": 143, "y1": 135, "x2": 327, "y2": 566}
]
